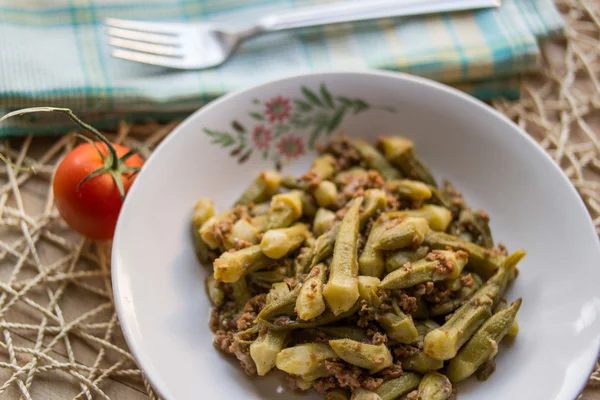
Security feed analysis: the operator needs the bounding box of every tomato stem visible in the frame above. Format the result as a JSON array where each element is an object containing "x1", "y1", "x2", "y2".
[{"x1": 0, "y1": 107, "x2": 141, "y2": 200}]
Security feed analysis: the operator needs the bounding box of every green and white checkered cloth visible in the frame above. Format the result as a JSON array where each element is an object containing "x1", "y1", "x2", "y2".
[{"x1": 0, "y1": 0, "x2": 564, "y2": 135}]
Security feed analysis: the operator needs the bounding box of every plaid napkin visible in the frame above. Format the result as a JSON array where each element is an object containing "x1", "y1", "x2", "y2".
[{"x1": 0, "y1": 0, "x2": 563, "y2": 135}]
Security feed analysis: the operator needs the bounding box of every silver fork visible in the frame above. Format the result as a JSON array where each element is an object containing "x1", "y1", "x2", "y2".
[{"x1": 105, "y1": 0, "x2": 500, "y2": 70}]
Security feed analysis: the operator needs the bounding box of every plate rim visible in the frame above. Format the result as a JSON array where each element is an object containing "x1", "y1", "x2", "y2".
[{"x1": 111, "y1": 69, "x2": 600, "y2": 400}]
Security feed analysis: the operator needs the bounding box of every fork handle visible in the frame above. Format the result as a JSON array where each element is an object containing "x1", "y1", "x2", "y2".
[{"x1": 257, "y1": 0, "x2": 499, "y2": 32}]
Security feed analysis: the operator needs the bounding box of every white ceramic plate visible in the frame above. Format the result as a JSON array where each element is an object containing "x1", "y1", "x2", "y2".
[{"x1": 112, "y1": 71, "x2": 600, "y2": 400}]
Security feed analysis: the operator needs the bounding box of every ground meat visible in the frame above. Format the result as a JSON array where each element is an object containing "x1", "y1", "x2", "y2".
[
  {"x1": 283, "y1": 277, "x2": 299, "y2": 289},
  {"x1": 497, "y1": 243, "x2": 508, "y2": 256},
  {"x1": 394, "y1": 345, "x2": 421, "y2": 359},
  {"x1": 213, "y1": 330, "x2": 257, "y2": 375},
  {"x1": 406, "y1": 390, "x2": 419, "y2": 400},
  {"x1": 426, "y1": 250, "x2": 459, "y2": 276},
  {"x1": 362, "y1": 376, "x2": 383, "y2": 391},
  {"x1": 322, "y1": 360, "x2": 383, "y2": 391},
  {"x1": 368, "y1": 329, "x2": 388, "y2": 345},
  {"x1": 231, "y1": 239, "x2": 253, "y2": 250},
  {"x1": 285, "y1": 375, "x2": 306, "y2": 392},
  {"x1": 393, "y1": 291, "x2": 418, "y2": 314},
  {"x1": 323, "y1": 360, "x2": 363, "y2": 390},
  {"x1": 460, "y1": 273, "x2": 474, "y2": 288},
  {"x1": 333, "y1": 170, "x2": 386, "y2": 209},
  {"x1": 312, "y1": 377, "x2": 338, "y2": 394},
  {"x1": 273, "y1": 315, "x2": 293, "y2": 326},
  {"x1": 209, "y1": 308, "x2": 220, "y2": 332},
  {"x1": 357, "y1": 301, "x2": 376, "y2": 327},
  {"x1": 318, "y1": 137, "x2": 363, "y2": 170},
  {"x1": 236, "y1": 293, "x2": 267, "y2": 331},
  {"x1": 423, "y1": 282, "x2": 452, "y2": 304},
  {"x1": 378, "y1": 362, "x2": 403, "y2": 379}
]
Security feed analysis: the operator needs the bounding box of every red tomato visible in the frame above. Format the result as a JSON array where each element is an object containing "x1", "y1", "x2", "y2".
[{"x1": 53, "y1": 142, "x2": 144, "y2": 240}]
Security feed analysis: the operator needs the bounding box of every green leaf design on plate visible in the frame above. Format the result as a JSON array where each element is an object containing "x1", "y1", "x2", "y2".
[
  {"x1": 231, "y1": 120, "x2": 246, "y2": 133},
  {"x1": 252, "y1": 98, "x2": 260, "y2": 104},
  {"x1": 294, "y1": 99, "x2": 313, "y2": 112},
  {"x1": 320, "y1": 84, "x2": 335, "y2": 108},
  {"x1": 353, "y1": 99, "x2": 369, "y2": 113},
  {"x1": 337, "y1": 96, "x2": 354, "y2": 107},
  {"x1": 239, "y1": 148, "x2": 253, "y2": 164},
  {"x1": 204, "y1": 128, "x2": 236, "y2": 147},
  {"x1": 309, "y1": 121, "x2": 327, "y2": 149},
  {"x1": 249, "y1": 112, "x2": 265, "y2": 121},
  {"x1": 327, "y1": 107, "x2": 346, "y2": 134},
  {"x1": 262, "y1": 150, "x2": 268, "y2": 160},
  {"x1": 301, "y1": 86, "x2": 324, "y2": 108}
]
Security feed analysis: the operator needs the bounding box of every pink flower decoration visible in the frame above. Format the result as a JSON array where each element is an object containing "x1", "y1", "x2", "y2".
[
  {"x1": 264, "y1": 96, "x2": 292, "y2": 123},
  {"x1": 252, "y1": 125, "x2": 272, "y2": 150},
  {"x1": 276, "y1": 136, "x2": 305, "y2": 160}
]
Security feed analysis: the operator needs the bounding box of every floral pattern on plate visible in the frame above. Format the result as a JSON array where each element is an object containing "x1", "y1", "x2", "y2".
[{"x1": 203, "y1": 83, "x2": 393, "y2": 170}]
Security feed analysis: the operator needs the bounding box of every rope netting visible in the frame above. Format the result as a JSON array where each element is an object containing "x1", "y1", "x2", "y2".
[{"x1": 0, "y1": 0, "x2": 597, "y2": 398}]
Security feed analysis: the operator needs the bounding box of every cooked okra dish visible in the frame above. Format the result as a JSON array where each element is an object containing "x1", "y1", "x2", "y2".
[{"x1": 192, "y1": 136, "x2": 524, "y2": 400}]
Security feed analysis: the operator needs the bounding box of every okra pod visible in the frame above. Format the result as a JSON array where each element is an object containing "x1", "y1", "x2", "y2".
[
  {"x1": 257, "y1": 285, "x2": 301, "y2": 321},
  {"x1": 275, "y1": 343, "x2": 338, "y2": 380},
  {"x1": 380, "y1": 250, "x2": 468, "y2": 290},
  {"x1": 319, "y1": 326, "x2": 369, "y2": 342},
  {"x1": 267, "y1": 191, "x2": 303, "y2": 229},
  {"x1": 313, "y1": 208, "x2": 337, "y2": 237},
  {"x1": 357, "y1": 276, "x2": 382, "y2": 308},
  {"x1": 205, "y1": 275, "x2": 225, "y2": 307},
  {"x1": 358, "y1": 217, "x2": 388, "y2": 278},
  {"x1": 385, "y1": 246, "x2": 430, "y2": 273},
  {"x1": 326, "y1": 389, "x2": 350, "y2": 400},
  {"x1": 350, "y1": 139, "x2": 402, "y2": 180},
  {"x1": 323, "y1": 197, "x2": 363, "y2": 315},
  {"x1": 401, "y1": 351, "x2": 444, "y2": 374},
  {"x1": 307, "y1": 154, "x2": 338, "y2": 182},
  {"x1": 423, "y1": 231, "x2": 504, "y2": 278},
  {"x1": 260, "y1": 223, "x2": 309, "y2": 259},
  {"x1": 334, "y1": 167, "x2": 368, "y2": 186},
  {"x1": 236, "y1": 170, "x2": 281, "y2": 205},
  {"x1": 387, "y1": 205, "x2": 452, "y2": 232},
  {"x1": 310, "y1": 191, "x2": 386, "y2": 273},
  {"x1": 200, "y1": 209, "x2": 236, "y2": 249},
  {"x1": 386, "y1": 179, "x2": 432, "y2": 201},
  {"x1": 266, "y1": 282, "x2": 290, "y2": 304},
  {"x1": 352, "y1": 389, "x2": 382, "y2": 400},
  {"x1": 430, "y1": 274, "x2": 483, "y2": 316},
  {"x1": 423, "y1": 265, "x2": 512, "y2": 361},
  {"x1": 329, "y1": 338, "x2": 393, "y2": 373},
  {"x1": 229, "y1": 218, "x2": 260, "y2": 245},
  {"x1": 374, "y1": 372, "x2": 422, "y2": 400},
  {"x1": 251, "y1": 214, "x2": 270, "y2": 233},
  {"x1": 416, "y1": 371, "x2": 453, "y2": 400},
  {"x1": 250, "y1": 329, "x2": 289, "y2": 376},
  {"x1": 300, "y1": 191, "x2": 318, "y2": 218},
  {"x1": 494, "y1": 298, "x2": 520, "y2": 337},
  {"x1": 446, "y1": 298, "x2": 522, "y2": 383},
  {"x1": 377, "y1": 310, "x2": 418, "y2": 344},
  {"x1": 314, "y1": 180, "x2": 338, "y2": 207},
  {"x1": 378, "y1": 136, "x2": 436, "y2": 186},
  {"x1": 450, "y1": 208, "x2": 494, "y2": 248},
  {"x1": 374, "y1": 217, "x2": 429, "y2": 251},
  {"x1": 261, "y1": 302, "x2": 362, "y2": 331},
  {"x1": 231, "y1": 278, "x2": 251, "y2": 309},
  {"x1": 213, "y1": 245, "x2": 273, "y2": 283},
  {"x1": 360, "y1": 189, "x2": 388, "y2": 228},
  {"x1": 296, "y1": 263, "x2": 327, "y2": 320},
  {"x1": 192, "y1": 197, "x2": 216, "y2": 264}
]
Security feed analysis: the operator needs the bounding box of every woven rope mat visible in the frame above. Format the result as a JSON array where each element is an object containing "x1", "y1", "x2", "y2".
[{"x1": 0, "y1": 0, "x2": 598, "y2": 399}]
